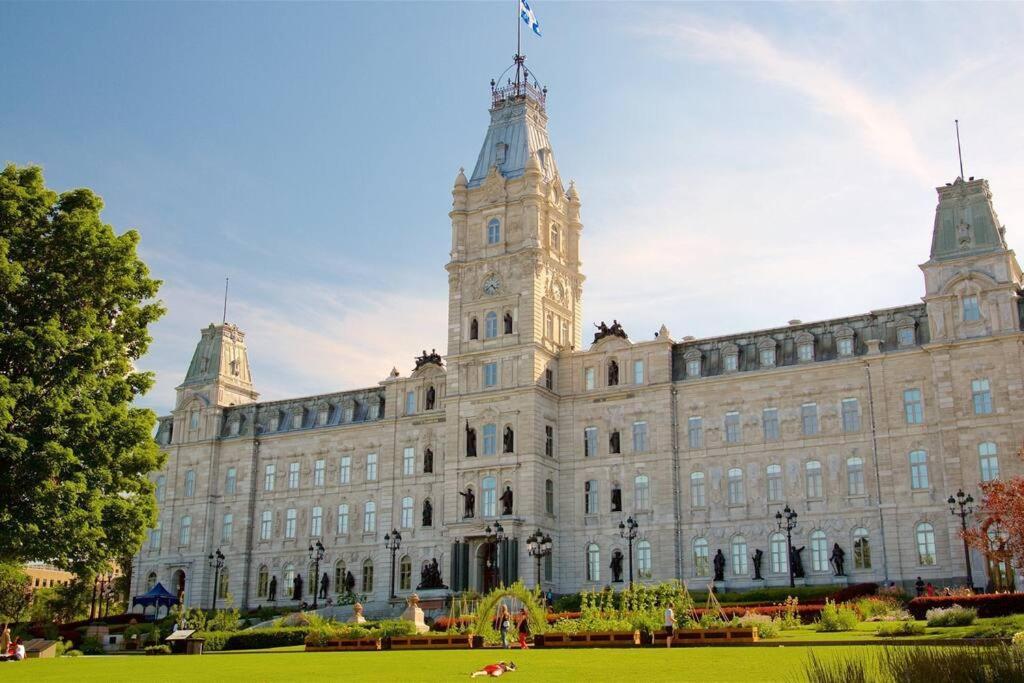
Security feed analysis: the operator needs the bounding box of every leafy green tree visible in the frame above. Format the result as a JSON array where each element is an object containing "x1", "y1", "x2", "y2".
[
  {"x1": 0, "y1": 563, "x2": 32, "y2": 622},
  {"x1": 26, "y1": 578, "x2": 92, "y2": 624},
  {"x1": 0, "y1": 164, "x2": 165, "y2": 575}
]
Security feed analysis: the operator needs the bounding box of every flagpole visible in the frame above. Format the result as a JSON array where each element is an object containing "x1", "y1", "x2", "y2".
[{"x1": 516, "y1": 0, "x2": 522, "y2": 87}]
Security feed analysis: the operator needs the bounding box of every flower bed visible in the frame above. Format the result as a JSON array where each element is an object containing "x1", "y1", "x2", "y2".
[
  {"x1": 535, "y1": 631, "x2": 641, "y2": 648},
  {"x1": 692, "y1": 604, "x2": 822, "y2": 624},
  {"x1": 387, "y1": 634, "x2": 483, "y2": 650},
  {"x1": 908, "y1": 593, "x2": 1024, "y2": 619}
]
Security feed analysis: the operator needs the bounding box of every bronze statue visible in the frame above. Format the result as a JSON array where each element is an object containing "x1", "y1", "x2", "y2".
[
  {"x1": 417, "y1": 558, "x2": 447, "y2": 590},
  {"x1": 593, "y1": 320, "x2": 629, "y2": 343},
  {"x1": 422, "y1": 499, "x2": 433, "y2": 527},
  {"x1": 609, "y1": 431, "x2": 620, "y2": 454},
  {"x1": 460, "y1": 488, "x2": 475, "y2": 518},
  {"x1": 713, "y1": 549, "x2": 726, "y2": 582},
  {"x1": 414, "y1": 348, "x2": 443, "y2": 370},
  {"x1": 610, "y1": 487, "x2": 622, "y2": 512},
  {"x1": 830, "y1": 543, "x2": 846, "y2": 576},
  {"x1": 503, "y1": 312, "x2": 513, "y2": 334},
  {"x1": 752, "y1": 549, "x2": 764, "y2": 580},
  {"x1": 466, "y1": 422, "x2": 477, "y2": 457},
  {"x1": 790, "y1": 545, "x2": 806, "y2": 578},
  {"x1": 503, "y1": 426, "x2": 514, "y2": 453},
  {"x1": 424, "y1": 447, "x2": 433, "y2": 473},
  {"x1": 378, "y1": 394, "x2": 385, "y2": 417},
  {"x1": 345, "y1": 570, "x2": 356, "y2": 594},
  {"x1": 608, "y1": 360, "x2": 619, "y2": 386},
  {"x1": 425, "y1": 385, "x2": 436, "y2": 410},
  {"x1": 610, "y1": 550, "x2": 624, "y2": 582},
  {"x1": 293, "y1": 573, "x2": 303, "y2": 600},
  {"x1": 320, "y1": 572, "x2": 330, "y2": 599},
  {"x1": 268, "y1": 576, "x2": 277, "y2": 601},
  {"x1": 500, "y1": 486, "x2": 514, "y2": 515}
]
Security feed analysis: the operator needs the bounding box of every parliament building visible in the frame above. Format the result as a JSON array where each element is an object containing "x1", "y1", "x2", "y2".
[{"x1": 133, "y1": 66, "x2": 1023, "y2": 610}]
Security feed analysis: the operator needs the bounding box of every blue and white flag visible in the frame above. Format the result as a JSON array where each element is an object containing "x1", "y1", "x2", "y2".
[{"x1": 520, "y1": 0, "x2": 541, "y2": 37}]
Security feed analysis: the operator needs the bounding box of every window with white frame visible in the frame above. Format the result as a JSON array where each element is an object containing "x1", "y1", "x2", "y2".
[
  {"x1": 841, "y1": 398, "x2": 861, "y2": 432},
  {"x1": 909, "y1": 450, "x2": 929, "y2": 489},
  {"x1": 632, "y1": 421, "x2": 648, "y2": 452},
  {"x1": 635, "y1": 474, "x2": 651, "y2": 510},
  {"x1": 260, "y1": 510, "x2": 272, "y2": 540},
  {"x1": 686, "y1": 358, "x2": 701, "y2": 378},
  {"x1": 979, "y1": 442, "x2": 999, "y2": 482},
  {"x1": 637, "y1": 540, "x2": 652, "y2": 579},
  {"x1": 766, "y1": 464, "x2": 782, "y2": 502},
  {"x1": 585, "y1": 367, "x2": 596, "y2": 391},
  {"x1": 487, "y1": 218, "x2": 501, "y2": 245},
  {"x1": 770, "y1": 533, "x2": 788, "y2": 574},
  {"x1": 916, "y1": 523, "x2": 936, "y2": 565},
  {"x1": 485, "y1": 311, "x2": 498, "y2": 338},
  {"x1": 853, "y1": 528, "x2": 871, "y2": 569},
  {"x1": 688, "y1": 417, "x2": 703, "y2": 449},
  {"x1": 179, "y1": 515, "x2": 191, "y2": 546},
  {"x1": 762, "y1": 408, "x2": 779, "y2": 441},
  {"x1": 811, "y1": 530, "x2": 828, "y2": 572},
  {"x1": 288, "y1": 461, "x2": 300, "y2": 489},
  {"x1": 897, "y1": 325, "x2": 915, "y2": 347},
  {"x1": 314, "y1": 459, "x2": 325, "y2": 487},
  {"x1": 801, "y1": 403, "x2": 819, "y2": 435},
  {"x1": 847, "y1": 457, "x2": 865, "y2": 495},
  {"x1": 225, "y1": 468, "x2": 237, "y2": 495},
  {"x1": 264, "y1": 463, "x2": 275, "y2": 491},
  {"x1": 722, "y1": 345, "x2": 739, "y2": 372},
  {"x1": 311, "y1": 506, "x2": 322, "y2": 537},
  {"x1": 797, "y1": 339, "x2": 814, "y2": 362},
  {"x1": 731, "y1": 536, "x2": 748, "y2": 576},
  {"x1": 693, "y1": 538, "x2": 710, "y2": 577},
  {"x1": 483, "y1": 423, "x2": 497, "y2": 455},
  {"x1": 903, "y1": 388, "x2": 924, "y2": 424},
  {"x1": 222, "y1": 513, "x2": 233, "y2": 542},
  {"x1": 184, "y1": 469, "x2": 195, "y2": 498},
  {"x1": 405, "y1": 390, "x2": 416, "y2": 415},
  {"x1": 545, "y1": 479, "x2": 554, "y2": 514},
  {"x1": 633, "y1": 359, "x2": 644, "y2": 384},
  {"x1": 399, "y1": 555, "x2": 412, "y2": 591},
  {"x1": 285, "y1": 508, "x2": 297, "y2": 538},
  {"x1": 483, "y1": 476, "x2": 497, "y2": 517},
  {"x1": 962, "y1": 295, "x2": 980, "y2": 322},
  {"x1": 363, "y1": 501, "x2": 377, "y2": 532},
  {"x1": 401, "y1": 497, "x2": 413, "y2": 528},
  {"x1": 189, "y1": 410, "x2": 199, "y2": 429},
  {"x1": 403, "y1": 447, "x2": 415, "y2": 476},
  {"x1": 337, "y1": 504, "x2": 349, "y2": 534},
  {"x1": 837, "y1": 336, "x2": 854, "y2": 357},
  {"x1": 339, "y1": 455, "x2": 351, "y2": 484},
  {"x1": 759, "y1": 346, "x2": 775, "y2": 368},
  {"x1": 727, "y1": 468, "x2": 744, "y2": 505},
  {"x1": 484, "y1": 362, "x2": 498, "y2": 387},
  {"x1": 972, "y1": 379, "x2": 993, "y2": 415},
  {"x1": 806, "y1": 460, "x2": 823, "y2": 498},
  {"x1": 690, "y1": 472, "x2": 706, "y2": 507},
  {"x1": 584, "y1": 480, "x2": 598, "y2": 514},
  {"x1": 149, "y1": 520, "x2": 161, "y2": 550},
  {"x1": 155, "y1": 475, "x2": 166, "y2": 503},
  {"x1": 586, "y1": 543, "x2": 600, "y2": 581},
  {"x1": 724, "y1": 412, "x2": 741, "y2": 443},
  {"x1": 366, "y1": 453, "x2": 378, "y2": 481}
]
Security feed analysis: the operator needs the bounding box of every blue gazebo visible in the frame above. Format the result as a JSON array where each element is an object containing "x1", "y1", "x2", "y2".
[{"x1": 131, "y1": 582, "x2": 179, "y2": 618}]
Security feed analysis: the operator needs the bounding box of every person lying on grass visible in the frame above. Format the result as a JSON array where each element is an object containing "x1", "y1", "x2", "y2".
[{"x1": 470, "y1": 661, "x2": 517, "y2": 678}]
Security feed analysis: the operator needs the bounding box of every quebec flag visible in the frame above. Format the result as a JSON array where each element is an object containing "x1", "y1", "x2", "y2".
[{"x1": 520, "y1": 0, "x2": 541, "y2": 37}]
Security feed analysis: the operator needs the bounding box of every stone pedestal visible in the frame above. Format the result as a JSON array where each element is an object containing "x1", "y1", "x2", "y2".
[
  {"x1": 832, "y1": 575, "x2": 849, "y2": 586},
  {"x1": 400, "y1": 593, "x2": 430, "y2": 634},
  {"x1": 350, "y1": 602, "x2": 367, "y2": 624},
  {"x1": 712, "y1": 581, "x2": 727, "y2": 594},
  {"x1": 793, "y1": 578, "x2": 806, "y2": 587}
]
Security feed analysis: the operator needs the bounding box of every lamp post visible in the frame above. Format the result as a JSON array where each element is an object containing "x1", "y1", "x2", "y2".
[
  {"x1": 948, "y1": 489, "x2": 975, "y2": 589},
  {"x1": 384, "y1": 529, "x2": 402, "y2": 599},
  {"x1": 776, "y1": 505, "x2": 798, "y2": 588},
  {"x1": 207, "y1": 549, "x2": 225, "y2": 611},
  {"x1": 308, "y1": 540, "x2": 325, "y2": 609},
  {"x1": 526, "y1": 528, "x2": 553, "y2": 587},
  {"x1": 484, "y1": 521, "x2": 506, "y2": 588},
  {"x1": 619, "y1": 517, "x2": 639, "y2": 587}
]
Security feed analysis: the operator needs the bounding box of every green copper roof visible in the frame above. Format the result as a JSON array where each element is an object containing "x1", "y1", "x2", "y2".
[{"x1": 929, "y1": 177, "x2": 1007, "y2": 261}]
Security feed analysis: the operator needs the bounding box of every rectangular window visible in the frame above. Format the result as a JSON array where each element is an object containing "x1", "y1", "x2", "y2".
[
  {"x1": 766, "y1": 464, "x2": 782, "y2": 502},
  {"x1": 633, "y1": 359, "x2": 644, "y2": 384},
  {"x1": 189, "y1": 410, "x2": 199, "y2": 429},
  {"x1": 687, "y1": 417, "x2": 703, "y2": 449},
  {"x1": 727, "y1": 469, "x2": 744, "y2": 505},
  {"x1": 760, "y1": 348, "x2": 775, "y2": 367},
  {"x1": 314, "y1": 459, "x2": 325, "y2": 487},
  {"x1": 264, "y1": 463, "x2": 276, "y2": 492},
  {"x1": 841, "y1": 398, "x2": 861, "y2": 432},
  {"x1": 690, "y1": 472, "x2": 706, "y2": 507},
  {"x1": 545, "y1": 480, "x2": 554, "y2": 514},
  {"x1": 401, "y1": 498, "x2": 413, "y2": 529},
  {"x1": 483, "y1": 424, "x2": 497, "y2": 455},
  {"x1": 847, "y1": 458, "x2": 865, "y2": 496},
  {"x1": 898, "y1": 327, "x2": 915, "y2": 346},
  {"x1": 584, "y1": 480, "x2": 598, "y2": 514},
  {"x1": 285, "y1": 508, "x2": 297, "y2": 538},
  {"x1": 363, "y1": 503, "x2": 376, "y2": 532},
  {"x1": 837, "y1": 337, "x2": 854, "y2": 357},
  {"x1": 155, "y1": 475, "x2": 166, "y2": 503},
  {"x1": 184, "y1": 470, "x2": 195, "y2": 498},
  {"x1": 801, "y1": 403, "x2": 819, "y2": 435},
  {"x1": 979, "y1": 442, "x2": 999, "y2": 482},
  {"x1": 149, "y1": 521, "x2": 161, "y2": 550},
  {"x1": 339, "y1": 455, "x2": 351, "y2": 484},
  {"x1": 260, "y1": 510, "x2": 272, "y2": 540},
  {"x1": 545, "y1": 425, "x2": 554, "y2": 457},
  {"x1": 337, "y1": 504, "x2": 349, "y2": 534},
  {"x1": 584, "y1": 427, "x2": 597, "y2": 458},
  {"x1": 910, "y1": 451, "x2": 929, "y2": 490},
  {"x1": 179, "y1": 515, "x2": 191, "y2": 546},
  {"x1": 366, "y1": 453, "x2": 378, "y2": 481},
  {"x1": 225, "y1": 467, "x2": 237, "y2": 495},
  {"x1": 632, "y1": 421, "x2": 648, "y2": 452},
  {"x1": 797, "y1": 343, "x2": 814, "y2": 362},
  {"x1": 405, "y1": 390, "x2": 416, "y2": 415},
  {"x1": 806, "y1": 461, "x2": 823, "y2": 498},
  {"x1": 311, "y1": 506, "x2": 322, "y2": 537},
  {"x1": 403, "y1": 447, "x2": 415, "y2": 476},
  {"x1": 972, "y1": 379, "x2": 993, "y2": 415},
  {"x1": 545, "y1": 369, "x2": 554, "y2": 390},
  {"x1": 686, "y1": 359, "x2": 700, "y2": 378},
  {"x1": 288, "y1": 461, "x2": 300, "y2": 489},
  {"x1": 963, "y1": 295, "x2": 980, "y2": 322},
  {"x1": 723, "y1": 354, "x2": 738, "y2": 372},
  {"x1": 484, "y1": 362, "x2": 498, "y2": 387},
  {"x1": 635, "y1": 477, "x2": 651, "y2": 510},
  {"x1": 903, "y1": 388, "x2": 923, "y2": 424},
  {"x1": 585, "y1": 367, "x2": 595, "y2": 391},
  {"x1": 762, "y1": 408, "x2": 779, "y2": 441},
  {"x1": 222, "y1": 513, "x2": 233, "y2": 543},
  {"x1": 724, "y1": 412, "x2": 741, "y2": 443}
]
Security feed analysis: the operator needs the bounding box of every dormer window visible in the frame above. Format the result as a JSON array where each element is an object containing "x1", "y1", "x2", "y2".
[
  {"x1": 757, "y1": 339, "x2": 776, "y2": 368},
  {"x1": 721, "y1": 344, "x2": 738, "y2": 373},
  {"x1": 835, "y1": 326, "x2": 854, "y2": 357},
  {"x1": 487, "y1": 218, "x2": 501, "y2": 245},
  {"x1": 795, "y1": 332, "x2": 815, "y2": 363},
  {"x1": 963, "y1": 295, "x2": 980, "y2": 322},
  {"x1": 896, "y1": 318, "x2": 916, "y2": 347},
  {"x1": 684, "y1": 349, "x2": 702, "y2": 378},
  {"x1": 550, "y1": 224, "x2": 561, "y2": 252}
]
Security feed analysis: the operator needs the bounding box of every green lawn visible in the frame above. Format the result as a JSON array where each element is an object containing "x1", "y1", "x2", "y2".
[{"x1": 3, "y1": 646, "x2": 872, "y2": 682}]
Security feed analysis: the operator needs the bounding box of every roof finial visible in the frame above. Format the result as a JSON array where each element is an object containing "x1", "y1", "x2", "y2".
[{"x1": 955, "y1": 119, "x2": 965, "y2": 180}]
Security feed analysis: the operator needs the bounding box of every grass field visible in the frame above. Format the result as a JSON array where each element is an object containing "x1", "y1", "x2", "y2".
[{"x1": 3, "y1": 646, "x2": 870, "y2": 682}]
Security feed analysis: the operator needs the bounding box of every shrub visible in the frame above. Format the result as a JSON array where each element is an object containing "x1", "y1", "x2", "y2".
[
  {"x1": 925, "y1": 604, "x2": 977, "y2": 627},
  {"x1": 855, "y1": 597, "x2": 911, "y2": 622},
  {"x1": 803, "y1": 650, "x2": 872, "y2": 683},
  {"x1": 627, "y1": 611, "x2": 663, "y2": 636},
  {"x1": 729, "y1": 612, "x2": 779, "y2": 639},
  {"x1": 79, "y1": 636, "x2": 105, "y2": 655},
  {"x1": 908, "y1": 592, "x2": 1024, "y2": 619},
  {"x1": 960, "y1": 615, "x2": 1024, "y2": 639},
  {"x1": 144, "y1": 645, "x2": 171, "y2": 655},
  {"x1": 875, "y1": 621, "x2": 926, "y2": 637},
  {"x1": 1013, "y1": 631, "x2": 1024, "y2": 648},
  {"x1": 879, "y1": 644, "x2": 1024, "y2": 682},
  {"x1": 816, "y1": 600, "x2": 859, "y2": 632},
  {"x1": 64, "y1": 649, "x2": 83, "y2": 657},
  {"x1": 549, "y1": 616, "x2": 634, "y2": 634},
  {"x1": 552, "y1": 593, "x2": 582, "y2": 612},
  {"x1": 832, "y1": 583, "x2": 879, "y2": 604},
  {"x1": 198, "y1": 627, "x2": 311, "y2": 651}
]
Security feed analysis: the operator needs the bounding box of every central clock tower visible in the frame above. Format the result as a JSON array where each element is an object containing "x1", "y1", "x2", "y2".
[{"x1": 442, "y1": 76, "x2": 583, "y2": 590}]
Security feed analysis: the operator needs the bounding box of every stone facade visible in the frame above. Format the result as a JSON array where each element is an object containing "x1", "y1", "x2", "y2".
[{"x1": 133, "y1": 79, "x2": 1023, "y2": 609}]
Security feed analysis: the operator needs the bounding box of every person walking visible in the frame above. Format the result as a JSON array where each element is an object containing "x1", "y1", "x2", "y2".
[
  {"x1": 664, "y1": 602, "x2": 676, "y2": 649},
  {"x1": 497, "y1": 604, "x2": 511, "y2": 649},
  {"x1": 516, "y1": 607, "x2": 530, "y2": 649}
]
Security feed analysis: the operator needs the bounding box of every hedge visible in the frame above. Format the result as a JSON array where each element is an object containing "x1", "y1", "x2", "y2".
[
  {"x1": 908, "y1": 593, "x2": 1024, "y2": 620},
  {"x1": 832, "y1": 583, "x2": 879, "y2": 603},
  {"x1": 197, "y1": 627, "x2": 311, "y2": 651}
]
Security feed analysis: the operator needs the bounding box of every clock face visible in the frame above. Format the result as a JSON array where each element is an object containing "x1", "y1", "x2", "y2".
[{"x1": 483, "y1": 275, "x2": 501, "y2": 296}]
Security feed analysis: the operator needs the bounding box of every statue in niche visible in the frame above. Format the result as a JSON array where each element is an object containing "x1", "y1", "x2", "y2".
[
  {"x1": 417, "y1": 558, "x2": 447, "y2": 590},
  {"x1": 609, "y1": 431, "x2": 620, "y2": 454},
  {"x1": 610, "y1": 551, "x2": 624, "y2": 583},
  {"x1": 957, "y1": 219, "x2": 972, "y2": 248},
  {"x1": 422, "y1": 499, "x2": 433, "y2": 527},
  {"x1": 345, "y1": 571, "x2": 356, "y2": 594},
  {"x1": 268, "y1": 576, "x2": 277, "y2": 601},
  {"x1": 320, "y1": 572, "x2": 330, "y2": 599},
  {"x1": 423, "y1": 448, "x2": 434, "y2": 473},
  {"x1": 830, "y1": 543, "x2": 846, "y2": 577},
  {"x1": 293, "y1": 573, "x2": 303, "y2": 600},
  {"x1": 752, "y1": 549, "x2": 764, "y2": 580},
  {"x1": 466, "y1": 423, "x2": 477, "y2": 457},
  {"x1": 790, "y1": 545, "x2": 806, "y2": 578},
  {"x1": 504, "y1": 312, "x2": 513, "y2": 334},
  {"x1": 610, "y1": 487, "x2": 622, "y2": 512},
  {"x1": 460, "y1": 488, "x2": 475, "y2": 518},
  {"x1": 713, "y1": 549, "x2": 726, "y2": 582},
  {"x1": 500, "y1": 486, "x2": 514, "y2": 515},
  {"x1": 378, "y1": 395, "x2": 385, "y2": 417},
  {"x1": 608, "y1": 360, "x2": 619, "y2": 386},
  {"x1": 503, "y1": 426, "x2": 514, "y2": 453},
  {"x1": 425, "y1": 386, "x2": 436, "y2": 410}
]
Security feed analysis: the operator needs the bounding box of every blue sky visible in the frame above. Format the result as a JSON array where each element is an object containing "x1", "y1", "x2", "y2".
[{"x1": 3, "y1": 2, "x2": 1023, "y2": 415}]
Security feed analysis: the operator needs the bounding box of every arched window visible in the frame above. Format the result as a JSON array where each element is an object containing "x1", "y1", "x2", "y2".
[
  {"x1": 362, "y1": 559, "x2": 374, "y2": 593},
  {"x1": 690, "y1": 472, "x2": 706, "y2": 507},
  {"x1": 979, "y1": 442, "x2": 999, "y2": 482},
  {"x1": 401, "y1": 496, "x2": 414, "y2": 529},
  {"x1": 504, "y1": 312, "x2": 513, "y2": 335},
  {"x1": 545, "y1": 479, "x2": 554, "y2": 514},
  {"x1": 483, "y1": 423, "x2": 497, "y2": 455},
  {"x1": 218, "y1": 567, "x2": 230, "y2": 599},
  {"x1": 146, "y1": 572, "x2": 158, "y2": 592},
  {"x1": 333, "y1": 560, "x2": 346, "y2": 592},
  {"x1": 470, "y1": 318, "x2": 479, "y2": 340},
  {"x1": 847, "y1": 457, "x2": 865, "y2": 495},
  {"x1": 634, "y1": 474, "x2": 651, "y2": 510},
  {"x1": 283, "y1": 563, "x2": 296, "y2": 596},
  {"x1": 909, "y1": 450, "x2": 929, "y2": 489},
  {"x1": 853, "y1": 528, "x2": 871, "y2": 569},
  {"x1": 607, "y1": 360, "x2": 619, "y2": 386},
  {"x1": 693, "y1": 538, "x2": 710, "y2": 577},
  {"x1": 916, "y1": 523, "x2": 936, "y2": 565},
  {"x1": 482, "y1": 476, "x2": 497, "y2": 517},
  {"x1": 810, "y1": 530, "x2": 828, "y2": 572},
  {"x1": 586, "y1": 543, "x2": 600, "y2": 581},
  {"x1": 806, "y1": 460, "x2": 823, "y2": 498},
  {"x1": 731, "y1": 536, "x2": 748, "y2": 576},
  {"x1": 256, "y1": 565, "x2": 268, "y2": 597},
  {"x1": 770, "y1": 533, "x2": 788, "y2": 574},
  {"x1": 485, "y1": 311, "x2": 498, "y2": 338},
  {"x1": 487, "y1": 218, "x2": 501, "y2": 245},
  {"x1": 364, "y1": 501, "x2": 377, "y2": 532},
  {"x1": 399, "y1": 555, "x2": 412, "y2": 591},
  {"x1": 637, "y1": 540, "x2": 652, "y2": 579},
  {"x1": 727, "y1": 468, "x2": 744, "y2": 505}
]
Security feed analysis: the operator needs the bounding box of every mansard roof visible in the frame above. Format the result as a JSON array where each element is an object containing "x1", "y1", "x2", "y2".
[
  {"x1": 468, "y1": 86, "x2": 557, "y2": 188},
  {"x1": 929, "y1": 177, "x2": 1008, "y2": 262}
]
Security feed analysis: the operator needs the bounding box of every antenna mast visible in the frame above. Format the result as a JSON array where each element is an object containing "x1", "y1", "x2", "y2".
[
  {"x1": 222, "y1": 277, "x2": 229, "y2": 324},
  {"x1": 955, "y1": 119, "x2": 965, "y2": 180}
]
